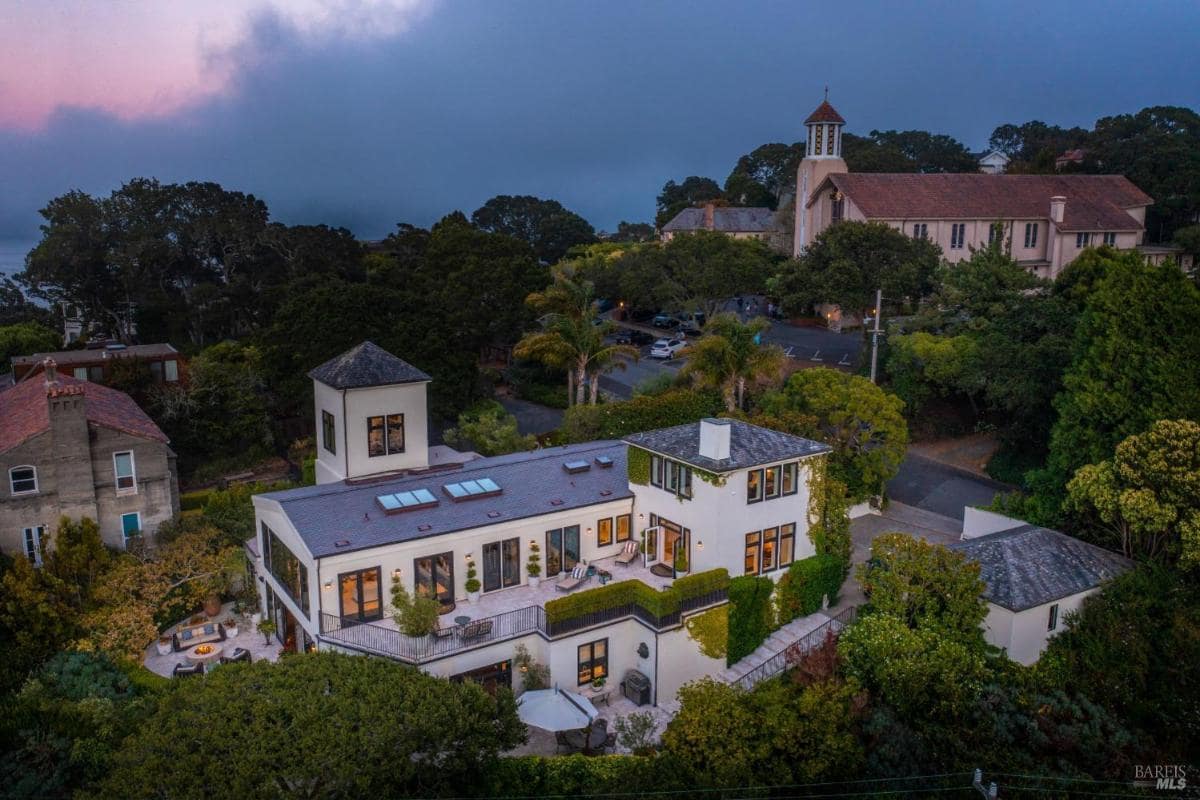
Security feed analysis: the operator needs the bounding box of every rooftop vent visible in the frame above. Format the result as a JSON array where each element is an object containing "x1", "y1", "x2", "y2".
[
  {"x1": 549, "y1": 498, "x2": 565, "y2": 506},
  {"x1": 334, "y1": 539, "x2": 351, "y2": 548},
  {"x1": 417, "y1": 524, "x2": 433, "y2": 532},
  {"x1": 487, "y1": 511, "x2": 502, "y2": 519},
  {"x1": 594, "y1": 455, "x2": 614, "y2": 468},
  {"x1": 442, "y1": 477, "x2": 502, "y2": 501},
  {"x1": 563, "y1": 459, "x2": 591, "y2": 474},
  {"x1": 375, "y1": 488, "x2": 439, "y2": 514}
]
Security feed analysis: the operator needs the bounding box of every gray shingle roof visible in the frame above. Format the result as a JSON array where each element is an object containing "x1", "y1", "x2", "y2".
[
  {"x1": 307, "y1": 341, "x2": 431, "y2": 390},
  {"x1": 950, "y1": 525, "x2": 1132, "y2": 612},
  {"x1": 261, "y1": 441, "x2": 631, "y2": 558},
  {"x1": 623, "y1": 420, "x2": 830, "y2": 473},
  {"x1": 661, "y1": 206, "x2": 781, "y2": 233}
]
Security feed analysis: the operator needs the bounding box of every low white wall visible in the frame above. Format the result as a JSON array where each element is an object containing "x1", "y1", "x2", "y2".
[
  {"x1": 962, "y1": 507, "x2": 1024, "y2": 539},
  {"x1": 848, "y1": 501, "x2": 877, "y2": 519}
]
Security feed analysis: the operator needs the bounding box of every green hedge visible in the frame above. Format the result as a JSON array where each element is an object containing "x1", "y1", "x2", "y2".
[
  {"x1": 728, "y1": 575, "x2": 776, "y2": 665},
  {"x1": 544, "y1": 568, "x2": 729, "y2": 626},
  {"x1": 179, "y1": 489, "x2": 214, "y2": 512},
  {"x1": 673, "y1": 568, "x2": 730, "y2": 601},
  {"x1": 775, "y1": 554, "x2": 845, "y2": 624},
  {"x1": 563, "y1": 389, "x2": 723, "y2": 443}
]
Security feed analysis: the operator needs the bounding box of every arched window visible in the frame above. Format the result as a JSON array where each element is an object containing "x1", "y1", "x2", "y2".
[{"x1": 9, "y1": 466, "x2": 37, "y2": 495}]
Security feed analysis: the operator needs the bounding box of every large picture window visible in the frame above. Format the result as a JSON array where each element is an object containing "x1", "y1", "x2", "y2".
[
  {"x1": 322, "y1": 410, "x2": 336, "y2": 455},
  {"x1": 482, "y1": 538, "x2": 520, "y2": 592},
  {"x1": 749, "y1": 461, "x2": 801, "y2": 504},
  {"x1": 745, "y1": 523, "x2": 794, "y2": 574},
  {"x1": 779, "y1": 523, "x2": 796, "y2": 568},
  {"x1": 650, "y1": 453, "x2": 692, "y2": 499},
  {"x1": 747, "y1": 469, "x2": 763, "y2": 503},
  {"x1": 545, "y1": 526, "x2": 580, "y2": 575},
  {"x1": 263, "y1": 523, "x2": 310, "y2": 614},
  {"x1": 616, "y1": 514, "x2": 632, "y2": 543},
  {"x1": 577, "y1": 638, "x2": 608, "y2": 686},
  {"x1": 413, "y1": 552, "x2": 454, "y2": 610},
  {"x1": 367, "y1": 413, "x2": 405, "y2": 457},
  {"x1": 744, "y1": 532, "x2": 760, "y2": 575},
  {"x1": 339, "y1": 567, "x2": 382, "y2": 623},
  {"x1": 597, "y1": 517, "x2": 613, "y2": 547}
]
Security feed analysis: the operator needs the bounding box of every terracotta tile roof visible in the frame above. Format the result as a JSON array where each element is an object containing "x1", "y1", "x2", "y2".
[
  {"x1": 804, "y1": 100, "x2": 845, "y2": 125},
  {"x1": 817, "y1": 173, "x2": 1150, "y2": 232},
  {"x1": 0, "y1": 374, "x2": 169, "y2": 454}
]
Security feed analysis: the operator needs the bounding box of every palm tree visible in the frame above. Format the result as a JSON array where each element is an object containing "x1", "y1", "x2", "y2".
[
  {"x1": 514, "y1": 272, "x2": 639, "y2": 405},
  {"x1": 683, "y1": 313, "x2": 785, "y2": 412}
]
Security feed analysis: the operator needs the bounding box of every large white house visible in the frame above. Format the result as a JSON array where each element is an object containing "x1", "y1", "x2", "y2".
[{"x1": 250, "y1": 342, "x2": 831, "y2": 701}]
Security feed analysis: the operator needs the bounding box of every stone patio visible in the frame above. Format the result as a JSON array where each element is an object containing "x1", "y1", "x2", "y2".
[{"x1": 142, "y1": 601, "x2": 284, "y2": 678}]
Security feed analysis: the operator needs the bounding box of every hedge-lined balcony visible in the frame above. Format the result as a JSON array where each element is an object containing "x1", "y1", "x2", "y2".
[{"x1": 543, "y1": 568, "x2": 730, "y2": 636}]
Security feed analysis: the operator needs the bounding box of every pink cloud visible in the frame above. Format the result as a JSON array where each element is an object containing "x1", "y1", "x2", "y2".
[{"x1": 0, "y1": 0, "x2": 431, "y2": 131}]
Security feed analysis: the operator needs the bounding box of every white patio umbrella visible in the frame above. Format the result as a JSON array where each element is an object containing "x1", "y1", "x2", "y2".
[{"x1": 516, "y1": 686, "x2": 599, "y2": 731}]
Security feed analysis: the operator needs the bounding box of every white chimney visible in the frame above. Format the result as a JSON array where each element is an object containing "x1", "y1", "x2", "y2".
[
  {"x1": 1049, "y1": 195, "x2": 1066, "y2": 224},
  {"x1": 698, "y1": 418, "x2": 731, "y2": 461}
]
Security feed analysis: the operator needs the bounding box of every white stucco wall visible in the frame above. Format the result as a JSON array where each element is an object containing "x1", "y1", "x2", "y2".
[
  {"x1": 962, "y1": 507, "x2": 1026, "y2": 539},
  {"x1": 982, "y1": 589, "x2": 1099, "y2": 665},
  {"x1": 313, "y1": 379, "x2": 431, "y2": 484}
]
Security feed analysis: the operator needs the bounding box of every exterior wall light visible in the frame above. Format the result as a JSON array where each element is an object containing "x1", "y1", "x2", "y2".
[
  {"x1": 323, "y1": 580, "x2": 332, "y2": 590},
  {"x1": 696, "y1": 541, "x2": 704, "y2": 550},
  {"x1": 391, "y1": 568, "x2": 402, "y2": 579}
]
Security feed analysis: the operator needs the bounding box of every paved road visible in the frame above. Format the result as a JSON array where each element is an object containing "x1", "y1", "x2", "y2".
[
  {"x1": 886, "y1": 453, "x2": 1014, "y2": 521},
  {"x1": 498, "y1": 396, "x2": 564, "y2": 435}
]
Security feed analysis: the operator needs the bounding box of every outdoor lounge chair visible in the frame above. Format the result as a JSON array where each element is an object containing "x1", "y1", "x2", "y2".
[
  {"x1": 555, "y1": 563, "x2": 590, "y2": 592},
  {"x1": 458, "y1": 619, "x2": 494, "y2": 639},
  {"x1": 614, "y1": 541, "x2": 639, "y2": 566},
  {"x1": 219, "y1": 647, "x2": 251, "y2": 665},
  {"x1": 173, "y1": 662, "x2": 203, "y2": 677}
]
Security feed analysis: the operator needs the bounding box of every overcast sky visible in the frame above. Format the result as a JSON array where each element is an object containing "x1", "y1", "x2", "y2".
[{"x1": 2, "y1": 0, "x2": 1198, "y2": 249}]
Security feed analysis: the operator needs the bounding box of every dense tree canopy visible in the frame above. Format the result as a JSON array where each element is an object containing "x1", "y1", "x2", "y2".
[
  {"x1": 771, "y1": 221, "x2": 941, "y2": 316},
  {"x1": 97, "y1": 653, "x2": 524, "y2": 800},
  {"x1": 655, "y1": 176, "x2": 723, "y2": 228},
  {"x1": 471, "y1": 194, "x2": 597, "y2": 264},
  {"x1": 0, "y1": 321, "x2": 59, "y2": 364},
  {"x1": 723, "y1": 142, "x2": 806, "y2": 208},
  {"x1": 842, "y1": 130, "x2": 977, "y2": 174},
  {"x1": 608, "y1": 221, "x2": 656, "y2": 242},
  {"x1": 987, "y1": 120, "x2": 1089, "y2": 169},
  {"x1": 682, "y1": 313, "x2": 784, "y2": 412},
  {"x1": 758, "y1": 368, "x2": 908, "y2": 501}
]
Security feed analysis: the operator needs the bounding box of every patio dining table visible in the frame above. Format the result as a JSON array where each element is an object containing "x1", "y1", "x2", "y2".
[{"x1": 562, "y1": 724, "x2": 608, "y2": 753}]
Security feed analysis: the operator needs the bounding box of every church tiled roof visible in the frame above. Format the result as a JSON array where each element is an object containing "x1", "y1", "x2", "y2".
[{"x1": 804, "y1": 100, "x2": 845, "y2": 125}]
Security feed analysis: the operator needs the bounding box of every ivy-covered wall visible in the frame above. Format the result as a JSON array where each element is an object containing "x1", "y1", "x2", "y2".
[{"x1": 627, "y1": 446, "x2": 651, "y2": 485}]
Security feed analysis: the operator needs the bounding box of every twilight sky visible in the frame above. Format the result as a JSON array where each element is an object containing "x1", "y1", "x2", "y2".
[{"x1": 1, "y1": 0, "x2": 1198, "y2": 248}]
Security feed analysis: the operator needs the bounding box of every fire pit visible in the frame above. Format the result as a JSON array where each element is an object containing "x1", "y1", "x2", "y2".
[{"x1": 186, "y1": 642, "x2": 224, "y2": 666}]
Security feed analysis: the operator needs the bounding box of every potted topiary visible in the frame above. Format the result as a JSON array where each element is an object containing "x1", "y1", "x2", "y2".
[
  {"x1": 156, "y1": 634, "x2": 173, "y2": 656},
  {"x1": 257, "y1": 618, "x2": 277, "y2": 645},
  {"x1": 223, "y1": 617, "x2": 239, "y2": 639},
  {"x1": 464, "y1": 559, "x2": 481, "y2": 603},
  {"x1": 674, "y1": 547, "x2": 689, "y2": 577},
  {"x1": 526, "y1": 542, "x2": 542, "y2": 588},
  {"x1": 591, "y1": 675, "x2": 607, "y2": 690}
]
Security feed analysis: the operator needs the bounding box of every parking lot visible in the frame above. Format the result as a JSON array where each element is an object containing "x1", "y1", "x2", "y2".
[{"x1": 598, "y1": 307, "x2": 864, "y2": 399}]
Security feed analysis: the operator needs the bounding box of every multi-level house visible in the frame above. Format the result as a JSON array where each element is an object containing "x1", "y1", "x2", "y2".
[
  {"x1": 11, "y1": 342, "x2": 184, "y2": 385},
  {"x1": 0, "y1": 360, "x2": 180, "y2": 560},
  {"x1": 251, "y1": 342, "x2": 830, "y2": 702}
]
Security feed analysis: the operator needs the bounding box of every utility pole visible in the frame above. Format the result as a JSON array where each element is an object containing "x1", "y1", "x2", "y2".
[
  {"x1": 868, "y1": 288, "x2": 883, "y2": 384},
  {"x1": 973, "y1": 768, "x2": 998, "y2": 799}
]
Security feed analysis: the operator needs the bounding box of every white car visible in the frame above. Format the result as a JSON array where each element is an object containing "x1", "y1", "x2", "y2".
[{"x1": 650, "y1": 338, "x2": 686, "y2": 359}]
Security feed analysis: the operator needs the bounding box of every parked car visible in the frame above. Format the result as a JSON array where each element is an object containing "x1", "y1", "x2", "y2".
[
  {"x1": 651, "y1": 314, "x2": 680, "y2": 329},
  {"x1": 650, "y1": 338, "x2": 687, "y2": 359},
  {"x1": 629, "y1": 308, "x2": 656, "y2": 323},
  {"x1": 677, "y1": 313, "x2": 706, "y2": 337},
  {"x1": 614, "y1": 329, "x2": 654, "y2": 346}
]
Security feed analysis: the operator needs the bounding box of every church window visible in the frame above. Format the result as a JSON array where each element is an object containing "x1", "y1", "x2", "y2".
[{"x1": 950, "y1": 223, "x2": 965, "y2": 249}]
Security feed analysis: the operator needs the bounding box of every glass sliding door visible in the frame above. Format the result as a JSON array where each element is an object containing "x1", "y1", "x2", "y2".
[
  {"x1": 414, "y1": 552, "x2": 455, "y2": 611},
  {"x1": 501, "y1": 538, "x2": 520, "y2": 588},
  {"x1": 339, "y1": 567, "x2": 382, "y2": 624},
  {"x1": 546, "y1": 527, "x2": 581, "y2": 575},
  {"x1": 482, "y1": 542, "x2": 502, "y2": 592}
]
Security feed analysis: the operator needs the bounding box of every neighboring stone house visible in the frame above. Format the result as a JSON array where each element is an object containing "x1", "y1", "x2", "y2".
[
  {"x1": 951, "y1": 508, "x2": 1132, "y2": 664},
  {"x1": 660, "y1": 203, "x2": 790, "y2": 254},
  {"x1": 0, "y1": 361, "x2": 179, "y2": 561}
]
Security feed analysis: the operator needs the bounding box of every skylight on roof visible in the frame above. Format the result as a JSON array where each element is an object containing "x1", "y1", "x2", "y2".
[
  {"x1": 375, "y1": 487, "x2": 439, "y2": 514},
  {"x1": 594, "y1": 455, "x2": 614, "y2": 468},
  {"x1": 563, "y1": 459, "x2": 591, "y2": 474},
  {"x1": 442, "y1": 477, "x2": 502, "y2": 501}
]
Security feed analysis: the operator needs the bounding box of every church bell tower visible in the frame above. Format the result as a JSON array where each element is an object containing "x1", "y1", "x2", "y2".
[{"x1": 793, "y1": 91, "x2": 848, "y2": 256}]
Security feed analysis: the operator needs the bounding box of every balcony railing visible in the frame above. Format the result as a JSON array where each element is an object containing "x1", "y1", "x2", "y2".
[{"x1": 319, "y1": 587, "x2": 728, "y2": 664}]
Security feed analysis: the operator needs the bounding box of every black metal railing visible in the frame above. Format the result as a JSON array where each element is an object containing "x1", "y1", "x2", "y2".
[
  {"x1": 319, "y1": 587, "x2": 729, "y2": 664},
  {"x1": 733, "y1": 605, "x2": 858, "y2": 691}
]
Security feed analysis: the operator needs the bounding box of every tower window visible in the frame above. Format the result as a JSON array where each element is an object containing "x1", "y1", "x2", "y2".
[
  {"x1": 322, "y1": 410, "x2": 336, "y2": 455},
  {"x1": 950, "y1": 223, "x2": 965, "y2": 249},
  {"x1": 367, "y1": 414, "x2": 405, "y2": 457},
  {"x1": 814, "y1": 125, "x2": 824, "y2": 155},
  {"x1": 1024, "y1": 223, "x2": 1038, "y2": 248}
]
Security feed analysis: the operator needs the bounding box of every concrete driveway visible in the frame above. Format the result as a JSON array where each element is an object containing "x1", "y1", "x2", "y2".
[{"x1": 886, "y1": 453, "x2": 1013, "y2": 521}]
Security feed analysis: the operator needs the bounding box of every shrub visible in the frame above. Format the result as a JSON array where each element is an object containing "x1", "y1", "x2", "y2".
[
  {"x1": 178, "y1": 489, "x2": 214, "y2": 512},
  {"x1": 614, "y1": 711, "x2": 660, "y2": 754},
  {"x1": 776, "y1": 554, "x2": 844, "y2": 623},
  {"x1": 562, "y1": 389, "x2": 723, "y2": 442},
  {"x1": 727, "y1": 575, "x2": 775, "y2": 665},
  {"x1": 543, "y1": 569, "x2": 728, "y2": 627},
  {"x1": 482, "y1": 754, "x2": 680, "y2": 797},
  {"x1": 444, "y1": 400, "x2": 537, "y2": 456},
  {"x1": 390, "y1": 577, "x2": 439, "y2": 636},
  {"x1": 673, "y1": 568, "x2": 730, "y2": 601},
  {"x1": 685, "y1": 605, "x2": 728, "y2": 659}
]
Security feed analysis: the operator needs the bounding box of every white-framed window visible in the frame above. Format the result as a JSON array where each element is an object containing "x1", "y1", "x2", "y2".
[
  {"x1": 120, "y1": 512, "x2": 142, "y2": 546},
  {"x1": 1024, "y1": 222, "x2": 1038, "y2": 248},
  {"x1": 23, "y1": 526, "x2": 45, "y2": 567},
  {"x1": 72, "y1": 367, "x2": 88, "y2": 380},
  {"x1": 9, "y1": 466, "x2": 37, "y2": 495},
  {"x1": 164, "y1": 359, "x2": 179, "y2": 382},
  {"x1": 1076, "y1": 232, "x2": 1091, "y2": 248},
  {"x1": 950, "y1": 223, "x2": 965, "y2": 249},
  {"x1": 1047, "y1": 603, "x2": 1059, "y2": 632},
  {"x1": 912, "y1": 223, "x2": 927, "y2": 240},
  {"x1": 113, "y1": 451, "x2": 137, "y2": 493},
  {"x1": 1103, "y1": 232, "x2": 1117, "y2": 246}
]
